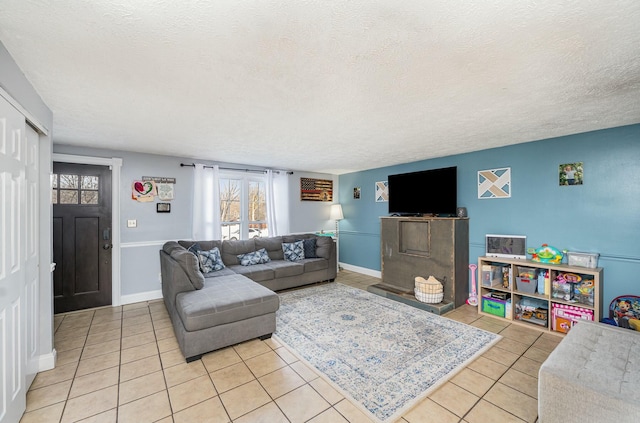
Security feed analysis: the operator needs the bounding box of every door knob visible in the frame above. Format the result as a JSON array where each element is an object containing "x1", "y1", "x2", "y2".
[{"x1": 103, "y1": 244, "x2": 112, "y2": 250}]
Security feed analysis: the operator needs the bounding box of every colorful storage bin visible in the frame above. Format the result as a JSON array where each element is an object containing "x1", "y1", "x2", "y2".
[
  {"x1": 551, "y1": 303, "x2": 594, "y2": 333},
  {"x1": 482, "y1": 295, "x2": 507, "y2": 318}
]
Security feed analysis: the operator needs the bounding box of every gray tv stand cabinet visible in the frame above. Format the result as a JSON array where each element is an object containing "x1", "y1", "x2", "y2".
[{"x1": 374, "y1": 216, "x2": 469, "y2": 311}]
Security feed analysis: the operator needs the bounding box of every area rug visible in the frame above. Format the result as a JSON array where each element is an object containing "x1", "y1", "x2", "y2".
[{"x1": 274, "y1": 283, "x2": 501, "y2": 422}]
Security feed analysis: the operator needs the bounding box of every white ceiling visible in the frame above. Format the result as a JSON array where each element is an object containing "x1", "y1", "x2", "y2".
[{"x1": 1, "y1": 1, "x2": 639, "y2": 174}]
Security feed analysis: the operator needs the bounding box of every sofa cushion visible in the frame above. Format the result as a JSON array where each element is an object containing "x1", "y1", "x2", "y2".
[
  {"x1": 169, "y1": 248, "x2": 205, "y2": 290},
  {"x1": 283, "y1": 240, "x2": 305, "y2": 261},
  {"x1": 221, "y1": 239, "x2": 256, "y2": 265},
  {"x1": 315, "y1": 236, "x2": 333, "y2": 259},
  {"x1": 163, "y1": 241, "x2": 185, "y2": 255},
  {"x1": 282, "y1": 233, "x2": 314, "y2": 243},
  {"x1": 227, "y1": 264, "x2": 275, "y2": 282},
  {"x1": 178, "y1": 240, "x2": 223, "y2": 252},
  {"x1": 266, "y1": 260, "x2": 304, "y2": 278},
  {"x1": 255, "y1": 236, "x2": 284, "y2": 260},
  {"x1": 302, "y1": 257, "x2": 329, "y2": 272},
  {"x1": 197, "y1": 247, "x2": 225, "y2": 273},
  {"x1": 203, "y1": 267, "x2": 237, "y2": 278},
  {"x1": 175, "y1": 274, "x2": 279, "y2": 332}
]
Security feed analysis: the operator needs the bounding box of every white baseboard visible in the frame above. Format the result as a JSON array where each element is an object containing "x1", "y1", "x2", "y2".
[
  {"x1": 38, "y1": 349, "x2": 57, "y2": 372},
  {"x1": 120, "y1": 289, "x2": 163, "y2": 305},
  {"x1": 339, "y1": 262, "x2": 382, "y2": 279}
]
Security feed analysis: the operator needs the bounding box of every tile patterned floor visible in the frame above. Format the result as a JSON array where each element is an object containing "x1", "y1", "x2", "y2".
[{"x1": 22, "y1": 270, "x2": 560, "y2": 423}]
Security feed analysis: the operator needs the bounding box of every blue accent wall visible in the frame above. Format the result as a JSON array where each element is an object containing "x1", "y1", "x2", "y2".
[{"x1": 338, "y1": 124, "x2": 640, "y2": 306}]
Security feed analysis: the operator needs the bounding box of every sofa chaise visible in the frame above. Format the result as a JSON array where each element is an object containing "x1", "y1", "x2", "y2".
[{"x1": 160, "y1": 234, "x2": 336, "y2": 361}]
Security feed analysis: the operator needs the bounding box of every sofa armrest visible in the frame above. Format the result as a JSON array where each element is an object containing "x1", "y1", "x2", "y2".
[{"x1": 160, "y1": 250, "x2": 196, "y2": 307}]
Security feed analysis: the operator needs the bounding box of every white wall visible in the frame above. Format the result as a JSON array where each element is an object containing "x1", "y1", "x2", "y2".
[
  {"x1": 286, "y1": 172, "x2": 340, "y2": 234},
  {"x1": 52, "y1": 145, "x2": 337, "y2": 301}
]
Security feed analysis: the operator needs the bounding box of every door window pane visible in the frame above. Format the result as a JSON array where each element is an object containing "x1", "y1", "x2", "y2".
[
  {"x1": 59, "y1": 174, "x2": 78, "y2": 189},
  {"x1": 51, "y1": 189, "x2": 58, "y2": 204},
  {"x1": 81, "y1": 191, "x2": 99, "y2": 205},
  {"x1": 60, "y1": 190, "x2": 78, "y2": 204},
  {"x1": 81, "y1": 176, "x2": 99, "y2": 190}
]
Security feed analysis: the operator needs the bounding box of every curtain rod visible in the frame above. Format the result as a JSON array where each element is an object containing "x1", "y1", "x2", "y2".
[{"x1": 180, "y1": 163, "x2": 293, "y2": 175}]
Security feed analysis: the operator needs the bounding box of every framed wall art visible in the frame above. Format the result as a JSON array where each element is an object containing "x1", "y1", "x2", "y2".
[
  {"x1": 300, "y1": 177, "x2": 333, "y2": 201},
  {"x1": 375, "y1": 181, "x2": 388, "y2": 202},
  {"x1": 559, "y1": 162, "x2": 583, "y2": 186},
  {"x1": 478, "y1": 167, "x2": 511, "y2": 199}
]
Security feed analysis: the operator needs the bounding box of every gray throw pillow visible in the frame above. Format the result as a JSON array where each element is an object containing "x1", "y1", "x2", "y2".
[{"x1": 169, "y1": 249, "x2": 205, "y2": 289}]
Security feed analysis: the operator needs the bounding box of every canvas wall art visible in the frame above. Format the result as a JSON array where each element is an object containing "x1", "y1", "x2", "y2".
[
  {"x1": 375, "y1": 181, "x2": 388, "y2": 202},
  {"x1": 300, "y1": 177, "x2": 333, "y2": 201},
  {"x1": 478, "y1": 167, "x2": 511, "y2": 199}
]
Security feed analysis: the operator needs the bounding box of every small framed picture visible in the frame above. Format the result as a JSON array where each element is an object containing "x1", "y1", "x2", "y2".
[
  {"x1": 559, "y1": 162, "x2": 583, "y2": 186},
  {"x1": 353, "y1": 187, "x2": 361, "y2": 199},
  {"x1": 157, "y1": 202, "x2": 171, "y2": 213}
]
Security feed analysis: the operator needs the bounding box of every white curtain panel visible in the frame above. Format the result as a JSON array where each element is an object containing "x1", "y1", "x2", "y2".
[
  {"x1": 265, "y1": 169, "x2": 278, "y2": 236},
  {"x1": 192, "y1": 164, "x2": 222, "y2": 240}
]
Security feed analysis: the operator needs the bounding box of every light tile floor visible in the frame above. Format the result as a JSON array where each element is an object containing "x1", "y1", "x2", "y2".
[{"x1": 22, "y1": 270, "x2": 560, "y2": 423}]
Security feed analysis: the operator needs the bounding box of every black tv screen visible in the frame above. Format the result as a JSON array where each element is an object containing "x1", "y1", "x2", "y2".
[{"x1": 388, "y1": 166, "x2": 457, "y2": 216}]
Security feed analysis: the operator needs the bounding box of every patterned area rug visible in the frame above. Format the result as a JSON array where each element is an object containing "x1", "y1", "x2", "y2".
[{"x1": 274, "y1": 283, "x2": 501, "y2": 422}]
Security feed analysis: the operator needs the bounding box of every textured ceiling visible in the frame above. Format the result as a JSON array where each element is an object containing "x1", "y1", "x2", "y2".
[{"x1": 1, "y1": 1, "x2": 639, "y2": 174}]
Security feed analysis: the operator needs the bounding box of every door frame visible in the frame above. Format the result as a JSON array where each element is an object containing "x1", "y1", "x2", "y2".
[{"x1": 52, "y1": 153, "x2": 123, "y2": 307}]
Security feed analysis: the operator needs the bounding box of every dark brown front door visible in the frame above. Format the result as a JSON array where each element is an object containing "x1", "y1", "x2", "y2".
[{"x1": 53, "y1": 162, "x2": 112, "y2": 313}]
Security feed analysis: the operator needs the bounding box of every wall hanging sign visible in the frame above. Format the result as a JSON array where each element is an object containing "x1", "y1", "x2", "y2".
[
  {"x1": 143, "y1": 176, "x2": 176, "y2": 200},
  {"x1": 375, "y1": 181, "x2": 388, "y2": 202},
  {"x1": 300, "y1": 177, "x2": 333, "y2": 201},
  {"x1": 559, "y1": 162, "x2": 583, "y2": 186},
  {"x1": 353, "y1": 187, "x2": 361, "y2": 199},
  {"x1": 478, "y1": 167, "x2": 511, "y2": 199},
  {"x1": 157, "y1": 202, "x2": 171, "y2": 213},
  {"x1": 132, "y1": 180, "x2": 157, "y2": 202}
]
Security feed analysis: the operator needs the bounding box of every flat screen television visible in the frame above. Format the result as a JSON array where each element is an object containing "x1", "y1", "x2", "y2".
[{"x1": 388, "y1": 166, "x2": 457, "y2": 216}]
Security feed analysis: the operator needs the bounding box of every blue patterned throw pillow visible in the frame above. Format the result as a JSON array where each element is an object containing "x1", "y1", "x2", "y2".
[
  {"x1": 197, "y1": 247, "x2": 225, "y2": 273},
  {"x1": 282, "y1": 240, "x2": 305, "y2": 261},
  {"x1": 237, "y1": 248, "x2": 271, "y2": 266},
  {"x1": 297, "y1": 238, "x2": 317, "y2": 258},
  {"x1": 187, "y1": 242, "x2": 202, "y2": 254}
]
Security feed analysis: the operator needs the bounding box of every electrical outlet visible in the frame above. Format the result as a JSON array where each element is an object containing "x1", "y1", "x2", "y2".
[
  {"x1": 127, "y1": 219, "x2": 137, "y2": 228},
  {"x1": 158, "y1": 272, "x2": 162, "y2": 283}
]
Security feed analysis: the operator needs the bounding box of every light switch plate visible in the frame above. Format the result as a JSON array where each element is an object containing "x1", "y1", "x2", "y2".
[{"x1": 127, "y1": 219, "x2": 137, "y2": 228}]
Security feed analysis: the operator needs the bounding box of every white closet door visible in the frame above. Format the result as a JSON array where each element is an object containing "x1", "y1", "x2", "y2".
[
  {"x1": 24, "y1": 124, "x2": 40, "y2": 388},
  {"x1": 0, "y1": 96, "x2": 28, "y2": 422}
]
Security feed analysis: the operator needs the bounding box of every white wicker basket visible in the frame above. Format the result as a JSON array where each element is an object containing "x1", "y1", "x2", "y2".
[{"x1": 414, "y1": 289, "x2": 444, "y2": 304}]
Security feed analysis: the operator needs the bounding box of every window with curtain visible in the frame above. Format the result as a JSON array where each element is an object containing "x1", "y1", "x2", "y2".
[{"x1": 219, "y1": 173, "x2": 268, "y2": 240}]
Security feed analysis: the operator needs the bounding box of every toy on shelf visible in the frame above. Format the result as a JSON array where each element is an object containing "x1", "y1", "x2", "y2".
[
  {"x1": 552, "y1": 272, "x2": 581, "y2": 301},
  {"x1": 527, "y1": 244, "x2": 564, "y2": 264}
]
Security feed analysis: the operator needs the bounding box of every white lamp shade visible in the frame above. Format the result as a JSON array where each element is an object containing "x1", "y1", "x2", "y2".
[{"x1": 330, "y1": 204, "x2": 344, "y2": 220}]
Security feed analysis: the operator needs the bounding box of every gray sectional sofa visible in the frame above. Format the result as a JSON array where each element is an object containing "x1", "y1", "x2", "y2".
[{"x1": 160, "y1": 234, "x2": 336, "y2": 361}]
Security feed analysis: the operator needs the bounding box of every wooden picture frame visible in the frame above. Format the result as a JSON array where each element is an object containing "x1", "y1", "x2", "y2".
[
  {"x1": 300, "y1": 177, "x2": 333, "y2": 201},
  {"x1": 157, "y1": 202, "x2": 171, "y2": 213}
]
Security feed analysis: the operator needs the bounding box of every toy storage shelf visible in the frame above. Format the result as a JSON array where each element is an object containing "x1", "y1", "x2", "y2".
[{"x1": 477, "y1": 256, "x2": 603, "y2": 334}]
